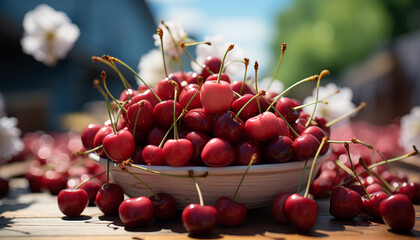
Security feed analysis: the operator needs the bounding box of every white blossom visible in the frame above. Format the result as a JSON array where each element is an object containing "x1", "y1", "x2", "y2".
[
  {"x1": 153, "y1": 20, "x2": 187, "y2": 58},
  {"x1": 399, "y1": 106, "x2": 420, "y2": 152},
  {"x1": 21, "y1": 4, "x2": 80, "y2": 66},
  {"x1": 192, "y1": 35, "x2": 243, "y2": 78},
  {"x1": 0, "y1": 117, "x2": 24, "y2": 162},
  {"x1": 259, "y1": 77, "x2": 284, "y2": 94},
  {"x1": 137, "y1": 49, "x2": 174, "y2": 87},
  {"x1": 303, "y1": 83, "x2": 355, "y2": 124}
]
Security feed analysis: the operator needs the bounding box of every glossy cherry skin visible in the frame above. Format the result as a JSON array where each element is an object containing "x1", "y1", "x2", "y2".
[
  {"x1": 329, "y1": 186, "x2": 363, "y2": 219},
  {"x1": 119, "y1": 88, "x2": 138, "y2": 102},
  {"x1": 272, "y1": 192, "x2": 291, "y2": 224},
  {"x1": 284, "y1": 193, "x2": 318, "y2": 232},
  {"x1": 293, "y1": 134, "x2": 320, "y2": 160},
  {"x1": 302, "y1": 126, "x2": 329, "y2": 155},
  {"x1": 142, "y1": 145, "x2": 165, "y2": 166},
  {"x1": 43, "y1": 170, "x2": 68, "y2": 195},
  {"x1": 200, "y1": 80, "x2": 233, "y2": 114},
  {"x1": 379, "y1": 194, "x2": 415, "y2": 232},
  {"x1": 206, "y1": 73, "x2": 230, "y2": 83},
  {"x1": 409, "y1": 182, "x2": 420, "y2": 203},
  {"x1": 361, "y1": 191, "x2": 388, "y2": 219},
  {"x1": 102, "y1": 129, "x2": 135, "y2": 163},
  {"x1": 394, "y1": 182, "x2": 415, "y2": 202},
  {"x1": 213, "y1": 111, "x2": 244, "y2": 144},
  {"x1": 57, "y1": 189, "x2": 89, "y2": 217},
  {"x1": 310, "y1": 169, "x2": 339, "y2": 198},
  {"x1": 156, "y1": 76, "x2": 181, "y2": 101},
  {"x1": 201, "y1": 138, "x2": 235, "y2": 167},
  {"x1": 149, "y1": 193, "x2": 177, "y2": 222},
  {"x1": 277, "y1": 117, "x2": 291, "y2": 138},
  {"x1": 201, "y1": 56, "x2": 221, "y2": 79},
  {"x1": 234, "y1": 140, "x2": 261, "y2": 165},
  {"x1": 96, "y1": 183, "x2": 124, "y2": 216},
  {"x1": 231, "y1": 94, "x2": 259, "y2": 121},
  {"x1": 244, "y1": 112, "x2": 280, "y2": 142},
  {"x1": 183, "y1": 108, "x2": 213, "y2": 134},
  {"x1": 119, "y1": 196, "x2": 154, "y2": 228},
  {"x1": 215, "y1": 196, "x2": 247, "y2": 227},
  {"x1": 153, "y1": 100, "x2": 182, "y2": 129},
  {"x1": 366, "y1": 183, "x2": 383, "y2": 194},
  {"x1": 126, "y1": 100, "x2": 154, "y2": 131},
  {"x1": 275, "y1": 97, "x2": 300, "y2": 124},
  {"x1": 178, "y1": 84, "x2": 201, "y2": 110},
  {"x1": 264, "y1": 135, "x2": 294, "y2": 163},
  {"x1": 81, "y1": 123, "x2": 102, "y2": 150},
  {"x1": 182, "y1": 203, "x2": 218, "y2": 235},
  {"x1": 131, "y1": 89, "x2": 160, "y2": 107},
  {"x1": 185, "y1": 131, "x2": 211, "y2": 165},
  {"x1": 163, "y1": 139, "x2": 193, "y2": 167},
  {"x1": 131, "y1": 146, "x2": 144, "y2": 164},
  {"x1": 231, "y1": 80, "x2": 256, "y2": 96},
  {"x1": 25, "y1": 167, "x2": 44, "y2": 192},
  {"x1": 93, "y1": 126, "x2": 113, "y2": 158},
  {"x1": 78, "y1": 180, "x2": 101, "y2": 206}
]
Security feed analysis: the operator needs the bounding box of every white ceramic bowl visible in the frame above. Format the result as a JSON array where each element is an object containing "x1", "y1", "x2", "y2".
[{"x1": 90, "y1": 151, "x2": 330, "y2": 209}]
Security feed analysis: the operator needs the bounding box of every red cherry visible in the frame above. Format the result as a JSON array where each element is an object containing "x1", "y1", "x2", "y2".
[
  {"x1": 234, "y1": 140, "x2": 261, "y2": 165},
  {"x1": 293, "y1": 134, "x2": 320, "y2": 160},
  {"x1": 200, "y1": 80, "x2": 233, "y2": 114},
  {"x1": 394, "y1": 182, "x2": 415, "y2": 201},
  {"x1": 119, "y1": 88, "x2": 138, "y2": 102},
  {"x1": 201, "y1": 56, "x2": 221, "y2": 79},
  {"x1": 118, "y1": 196, "x2": 154, "y2": 228},
  {"x1": 93, "y1": 126, "x2": 113, "y2": 158},
  {"x1": 379, "y1": 194, "x2": 415, "y2": 232},
  {"x1": 57, "y1": 189, "x2": 89, "y2": 217},
  {"x1": 146, "y1": 126, "x2": 166, "y2": 146},
  {"x1": 409, "y1": 182, "x2": 420, "y2": 203},
  {"x1": 131, "y1": 146, "x2": 144, "y2": 164},
  {"x1": 149, "y1": 193, "x2": 177, "y2": 222},
  {"x1": 102, "y1": 129, "x2": 135, "y2": 163},
  {"x1": 178, "y1": 84, "x2": 202, "y2": 110},
  {"x1": 231, "y1": 94, "x2": 259, "y2": 121},
  {"x1": 275, "y1": 97, "x2": 300, "y2": 124},
  {"x1": 310, "y1": 169, "x2": 339, "y2": 198},
  {"x1": 25, "y1": 167, "x2": 44, "y2": 192},
  {"x1": 329, "y1": 186, "x2": 363, "y2": 219},
  {"x1": 153, "y1": 100, "x2": 182, "y2": 129},
  {"x1": 362, "y1": 191, "x2": 388, "y2": 219},
  {"x1": 163, "y1": 139, "x2": 193, "y2": 167},
  {"x1": 201, "y1": 138, "x2": 235, "y2": 167},
  {"x1": 182, "y1": 203, "x2": 218, "y2": 235},
  {"x1": 231, "y1": 80, "x2": 256, "y2": 96},
  {"x1": 126, "y1": 100, "x2": 154, "y2": 131},
  {"x1": 213, "y1": 111, "x2": 244, "y2": 144},
  {"x1": 185, "y1": 131, "x2": 211, "y2": 165},
  {"x1": 96, "y1": 183, "x2": 124, "y2": 216},
  {"x1": 43, "y1": 170, "x2": 67, "y2": 195},
  {"x1": 264, "y1": 135, "x2": 294, "y2": 163},
  {"x1": 183, "y1": 108, "x2": 213, "y2": 134},
  {"x1": 142, "y1": 145, "x2": 165, "y2": 166},
  {"x1": 302, "y1": 126, "x2": 329, "y2": 155},
  {"x1": 81, "y1": 123, "x2": 102, "y2": 150},
  {"x1": 284, "y1": 193, "x2": 318, "y2": 232},
  {"x1": 366, "y1": 183, "x2": 383, "y2": 194},
  {"x1": 206, "y1": 73, "x2": 230, "y2": 83},
  {"x1": 215, "y1": 196, "x2": 247, "y2": 227},
  {"x1": 131, "y1": 89, "x2": 160, "y2": 107},
  {"x1": 272, "y1": 192, "x2": 291, "y2": 224},
  {"x1": 277, "y1": 117, "x2": 291, "y2": 138},
  {"x1": 244, "y1": 112, "x2": 280, "y2": 142},
  {"x1": 156, "y1": 76, "x2": 181, "y2": 101},
  {"x1": 78, "y1": 179, "x2": 101, "y2": 206}
]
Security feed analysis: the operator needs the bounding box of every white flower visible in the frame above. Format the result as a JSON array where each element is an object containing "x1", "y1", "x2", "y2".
[
  {"x1": 259, "y1": 77, "x2": 284, "y2": 94},
  {"x1": 399, "y1": 106, "x2": 420, "y2": 152},
  {"x1": 303, "y1": 83, "x2": 355, "y2": 124},
  {"x1": 21, "y1": 4, "x2": 80, "y2": 66},
  {"x1": 153, "y1": 20, "x2": 186, "y2": 58},
  {"x1": 0, "y1": 117, "x2": 24, "y2": 162},
  {"x1": 192, "y1": 35, "x2": 243, "y2": 78},
  {"x1": 137, "y1": 49, "x2": 174, "y2": 87}
]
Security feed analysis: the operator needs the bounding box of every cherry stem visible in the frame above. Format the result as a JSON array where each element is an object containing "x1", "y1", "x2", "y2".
[
  {"x1": 233, "y1": 155, "x2": 256, "y2": 201},
  {"x1": 100, "y1": 71, "x2": 126, "y2": 116},
  {"x1": 306, "y1": 70, "x2": 330, "y2": 128},
  {"x1": 161, "y1": 20, "x2": 185, "y2": 81},
  {"x1": 120, "y1": 161, "x2": 158, "y2": 200},
  {"x1": 303, "y1": 136, "x2": 328, "y2": 198},
  {"x1": 106, "y1": 158, "x2": 110, "y2": 190},
  {"x1": 183, "y1": 41, "x2": 211, "y2": 47},
  {"x1": 328, "y1": 138, "x2": 373, "y2": 149},
  {"x1": 189, "y1": 170, "x2": 204, "y2": 206},
  {"x1": 254, "y1": 61, "x2": 261, "y2": 114},
  {"x1": 92, "y1": 56, "x2": 132, "y2": 90},
  {"x1": 172, "y1": 81, "x2": 179, "y2": 140},
  {"x1": 296, "y1": 159, "x2": 309, "y2": 194},
  {"x1": 293, "y1": 100, "x2": 328, "y2": 111},
  {"x1": 233, "y1": 91, "x2": 264, "y2": 121},
  {"x1": 156, "y1": 28, "x2": 169, "y2": 78},
  {"x1": 75, "y1": 144, "x2": 103, "y2": 156},
  {"x1": 343, "y1": 143, "x2": 371, "y2": 199},
  {"x1": 184, "y1": 76, "x2": 203, "y2": 111},
  {"x1": 240, "y1": 58, "x2": 250, "y2": 95},
  {"x1": 268, "y1": 43, "x2": 286, "y2": 91},
  {"x1": 180, "y1": 41, "x2": 206, "y2": 71},
  {"x1": 109, "y1": 60, "x2": 133, "y2": 90},
  {"x1": 217, "y1": 44, "x2": 234, "y2": 84},
  {"x1": 260, "y1": 96, "x2": 300, "y2": 138},
  {"x1": 267, "y1": 74, "x2": 319, "y2": 112},
  {"x1": 319, "y1": 89, "x2": 340, "y2": 102},
  {"x1": 359, "y1": 157, "x2": 393, "y2": 194},
  {"x1": 158, "y1": 113, "x2": 185, "y2": 148},
  {"x1": 74, "y1": 171, "x2": 106, "y2": 190},
  {"x1": 325, "y1": 102, "x2": 367, "y2": 128},
  {"x1": 109, "y1": 57, "x2": 162, "y2": 102},
  {"x1": 131, "y1": 101, "x2": 145, "y2": 137}
]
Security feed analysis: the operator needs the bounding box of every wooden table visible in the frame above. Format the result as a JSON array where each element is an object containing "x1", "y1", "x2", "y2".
[{"x1": 1, "y1": 165, "x2": 420, "y2": 240}]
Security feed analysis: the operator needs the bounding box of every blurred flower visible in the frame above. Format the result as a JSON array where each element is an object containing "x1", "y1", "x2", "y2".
[
  {"x1": 21, "y1": 4, "x2": 80, "y2": 66},
  {"x1": 399, "y1": 106, "x2": 420, "y2": 152},
  {"x1": 0, "y1": 116, "x2": 24, "y2": 162},
  {"x1": 303, "y1": 83, "x2": 355, "y2": 124},
  {"x1": 192, "y1": 35, "x2": 244, "y2": 78},
  {"x1": 137, "y1": 49, "x2": 174, "y2": 87},
  {"x1": 259, "y1": 77, "x2": 284, "y2": 94},
  {"x1": 153, "y1": 20, "x2": 186, "y2": 58}
]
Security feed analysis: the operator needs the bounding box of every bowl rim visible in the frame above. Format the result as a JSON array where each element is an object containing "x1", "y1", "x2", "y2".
[{"x1": 89, "y1": 149, "x2": 331, "y2": 176}]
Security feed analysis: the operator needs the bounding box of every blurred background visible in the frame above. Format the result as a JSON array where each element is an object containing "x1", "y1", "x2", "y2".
[{"x1": 1, "y1": 0, "x2": 419, "y2": 134}]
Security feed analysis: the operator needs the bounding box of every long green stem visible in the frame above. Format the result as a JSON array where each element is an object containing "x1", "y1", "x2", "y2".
[
  {"x1": 343, "y1": 143, "x2": 371, "y2": 199},
  {"x1": 296, "y1": 159, "x2": 309, "y2": 194},
  {"x1": 254, "y1": 61, "x2": 261, "y2": 114},
  {"x1": 189, "y1": 170, "x2": 204, "y2": 206},
  {"x1": 268, "y1": 43, "x2": 286, "y2": 90},
  {"x1": 304, "y1": 137, "x2": 327, "y2": 198},
  {"x1": 217, "y1": 44, "x2": 234, "y2": 84},
  {"x1": 123, "y1": 165, "x2": 158, "y2": 199},
  {"x1": 233, "y1": 155, "x2": 256, "y2": 200},
  {"x1": 74, "y1": 171, "x2": 106, "y2": 189},
  {"x1": 240, "y1": 58, "x2": 249, "y2": 95},
  {"x1": 325, "y1": 102, "x2": 367, "y2": 128},
  {"x1": 306, "y1": 70, "x2": 329, "y2": 128}
]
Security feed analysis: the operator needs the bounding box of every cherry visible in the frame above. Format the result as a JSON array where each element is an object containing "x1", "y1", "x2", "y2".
[
  {"x1": 200, "y1": 80, "x2": 233, "y2": 114},
  {"x1": 131, "y1": 89, "x2": 160, "y2": 107},
  {"x1": 361, "y1": 191, "x2": 388, "y2": 219},
  {"x1": 264, "y1": 135, "x2": 294, "y2": 163},
  {"x1": 213, "y1": 111, "x2": 244, "y2": 144},
  {"x1": 215, "y1": 196, "x2": 247, "y2": 227},
  {"x1": 379, "y1": 194, "x2": 415, "y2": 232},
  {"x1": 309, "y1": 169, "x2": 340, "y2": 198},
  {"x1": 43, "y1": 170, "x2": 68, "y2": 195},
  {"x1": 244, "y1": 112, "x2": 280, "y2": 142},
  {"x1": 394, "y1": 182, "x2": 415, "y2": 202},
  {"x1": 302, "y1": 126, "x2": 329, "y2": 155},
  {"x1": 182, "y1": 203, "x2": 218, "y2": 235},
  {"x1": 146, "y1": 127, "x2": 166, "y2": 146},
  {"x1": 149, "y1": 193, "x2": 177, "y2": 222},
  {"x1": 142, "y1": 145, "x2": 165, "y2": 166},
  {"x1": 78, "y1": 179, "x2": 101, "y2": 206},
  {"x1": 0, "y1": 177, "x2": 9, "y2": 197},
  {"x1": 231, "y1": 94, "x2": 259, "y2": 121},
  {"x1": 409, "y1": 182, "x2": 420, "y2": 203},
  {"x1": 272, "y1": 192, "x2": 291, "y2": 224},
  {"x1": 81, "y1": 123, "x2": 102, "y2": 150},
  {"x1": 183, "y1": 108, "x2": 213, "y2": 134},
  {"x1": 234, "y1": 140, "x2": 261, "y2": 165},
  {"x1": 185, "y1": 131, "x2": 211, "y2": 165},
  {"x1": 201, "y1": 138, "x2": 235, "y2": 167},
  {"x1": 366, "y1": 183, "x2": 383, "y2": 194},
  {"x1": 231, "y1": 80, "x2": 256, "y2": 96},
  {"x1": 163, "y1": 138, "x2": 193, "y2": 167},
  {"x1": 275, "y1": 97, "x2": 300, "y2": 124},
  {"x1": 102, "y1": 129, "x2": 135, "y2": 163},
  {"x1": 126, "y1": 100, "x2": 154, "y2": 131},
  {"x1": 131, "y1": 146, "x2": 144, "y2": 164},
  {"x1": 93, "y1": 125, "x2": 113, "y2": 158},
  {"x1": 329, "y1": 186, "x2": 363, "y2": 219},
  {"x1": 156, "y1": 76, "x2": 181, "y2": 101},
  {"x1": 178, "y1": 84, "x2": 202, "y2": 110},
  {"x1": 153, "y1": 100, "x2": 182, "y2": 129},
  {"x1": 206, "y1": 73, "x2": 230, "y2": 83},
  {"x1": 201, "y1": 56, "x2": 221, "y2": 79},
  {"x1": 96, "y1": 183, "x2": 124, "y2": 216},
  {"x1": 119, "y1": 88, "x2": 138, "y2": 102},
  {"x1": 277, "y1": 117, "x2": 291, "y2": 138},
  {"x1": 57, "y1": 189, "x2": 89, "y2": 217},
  {"x1": 25, "y1": 167, "x2": 44, "y2": 192},
  {"x1": 118, "y1": 196, "x2": 154, "y2": 228},
  {"x1": 284, "y1": 193, "x2": 318, "y2": 232},
  {"x1": 293, "y1": 134, "x2": 320, "y2": 160}
]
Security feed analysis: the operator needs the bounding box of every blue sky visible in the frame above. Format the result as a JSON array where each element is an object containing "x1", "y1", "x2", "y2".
[{"x1": 146, "y1": 0, "x2": 291, "y2": 76}]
